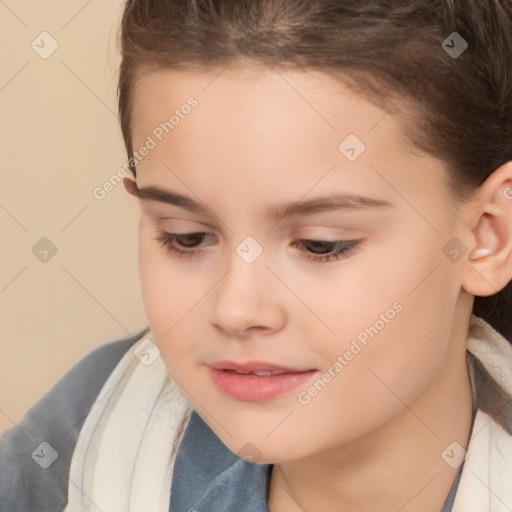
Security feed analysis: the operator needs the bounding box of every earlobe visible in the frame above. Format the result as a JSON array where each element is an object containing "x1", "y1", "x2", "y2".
[{"x1": 462, "y1": 164, "x2": 512, "y2": 297}]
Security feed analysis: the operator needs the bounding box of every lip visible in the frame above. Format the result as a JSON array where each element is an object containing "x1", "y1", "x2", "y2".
[
  {"x1": 208, "y1": 360, "x2": 311, "y2": 373},
  {"x1": 207, "y1": 360, "x2": 318, "y2": 401}
]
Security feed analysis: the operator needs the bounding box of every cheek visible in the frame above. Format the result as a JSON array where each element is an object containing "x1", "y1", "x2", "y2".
[
  {"x1": 308, "y1": 230, "x2": 457, "y2": 407},
  {"x1": 137, "y1": 228, "x2": 217, "y2": 375},
  {"x1": 358, "y1": 257, "x2": 456, "y2": 391},
  {"x1": 281, "y1": 275, "x2": 456, "y2": 460},
  {"x1": 138, "y1": 229, "x2": 194, "y2": 338},
  {"x1": 139, "y1": 239, "x2": 172, "y2": 323}
]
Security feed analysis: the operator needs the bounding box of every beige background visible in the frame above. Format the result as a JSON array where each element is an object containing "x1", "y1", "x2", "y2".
[{"x1": 0, "y1": 1, "x2": 148, "y2": 431}]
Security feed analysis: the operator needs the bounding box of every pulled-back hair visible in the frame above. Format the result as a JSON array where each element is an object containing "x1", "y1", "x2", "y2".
[{"x1": 117, "y1": 0, "x2": 512, "y2": 340}]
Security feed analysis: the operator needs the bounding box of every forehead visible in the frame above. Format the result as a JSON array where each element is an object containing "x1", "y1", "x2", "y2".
[
  {"x1": 130, "y1": 64, "x2": 412, "y2": 169},
  {"x1": 130, "y1": 63, "x2": 390, "y2": 142},
  {"x1": 128, "y1": 64, "x2": 449, "y2": 217}
]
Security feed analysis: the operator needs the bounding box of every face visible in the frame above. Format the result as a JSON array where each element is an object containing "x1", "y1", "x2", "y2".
[{"x1": 127, "y1": 63, "x2": 468, "y2": 464}]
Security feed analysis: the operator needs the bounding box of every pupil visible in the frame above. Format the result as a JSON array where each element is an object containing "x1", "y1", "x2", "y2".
[
  {"x1": 179, "y1": 233, "x2": 203, "y2": 247},
  {"x1": 306, "y1": 240, "x2": 334, "y2": 254}
]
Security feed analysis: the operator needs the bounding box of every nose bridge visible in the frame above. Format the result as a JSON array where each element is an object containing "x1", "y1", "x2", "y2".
[
  {"x1": 210, "y1": 241, "x2": 286, "y2": 335},
  {"x1": 222, "y1": 232, "x2": 269, "y2": 288},
  {"x1": 216, "y1": 246, "x2": 268, "y2": 306}
]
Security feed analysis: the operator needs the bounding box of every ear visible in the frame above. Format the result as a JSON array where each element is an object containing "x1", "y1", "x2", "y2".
[
  {"x1": 462, "y1": 162, "x2": 512, "y2": 297},
  {"x1": 123, "y1": 176, "x2": 138, "y2": 197}
]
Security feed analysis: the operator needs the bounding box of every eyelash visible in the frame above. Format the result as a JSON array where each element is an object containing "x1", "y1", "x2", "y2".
[{"x1": 153, "y1": 230, "x2": 361, "y2": 263}]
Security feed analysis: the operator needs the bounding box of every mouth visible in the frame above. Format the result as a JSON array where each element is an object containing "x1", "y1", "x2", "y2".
[
  {"x1": 220, "y1": 369, "x2": 289, "y2": 376},
  {"x1": 208, "y1": 360, "x2": 312, "y2": 373},
  {"x1": 207, "y1": 360, "x2": 318, "y2": 401}
]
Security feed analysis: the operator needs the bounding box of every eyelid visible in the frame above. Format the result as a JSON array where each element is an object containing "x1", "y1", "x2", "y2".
[
  {"x1": 155, "y1": 216, "x2": 365, "y2": 234},
  {"x1": 295, "y1": 226, "x2": 366, "y2": 241},
  {"x1": 154, "y1": 229, "x2": 363, "y2": 264},
  {"x1": 155, "y1": 217, "x2": 216, "y2": 232}
]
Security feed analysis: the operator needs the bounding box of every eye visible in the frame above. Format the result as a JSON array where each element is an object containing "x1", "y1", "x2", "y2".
[
  {"x1": 154, "y1": 230, "x2": 362, "y2": 263},
  {"x1": 153, "y1": 231, "x2": 212, "y2": 258},
  {"x1": 291, "y1": 239, "x2": 361, "y2": 263}
]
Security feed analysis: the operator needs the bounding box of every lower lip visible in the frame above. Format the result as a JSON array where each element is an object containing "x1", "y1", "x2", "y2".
[{"x1": 208, "y1": 367, "x2": 317, "y2": 401}]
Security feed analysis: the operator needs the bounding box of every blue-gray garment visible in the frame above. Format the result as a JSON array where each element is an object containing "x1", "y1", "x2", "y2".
[
  {"x1": 0, "y1": 328, "x2": 485, "y2": 512},
  {"x1": 0, "y1": 328, "x2": 149, "y2": 511}
]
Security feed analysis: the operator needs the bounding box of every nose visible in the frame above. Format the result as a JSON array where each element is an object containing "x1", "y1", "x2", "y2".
[{"x1": 210, "y1": 256, "x2": 287, "y2": 338}]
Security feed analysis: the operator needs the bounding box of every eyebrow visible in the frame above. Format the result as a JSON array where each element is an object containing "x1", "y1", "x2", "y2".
[{"x1": 132, "y1": 183, "x2": 393, "y2": 219}]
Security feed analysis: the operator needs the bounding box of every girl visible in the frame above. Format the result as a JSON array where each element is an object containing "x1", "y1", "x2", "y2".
[{"x1": 2, "y1": 1, "x2": 512, "y2": 511}]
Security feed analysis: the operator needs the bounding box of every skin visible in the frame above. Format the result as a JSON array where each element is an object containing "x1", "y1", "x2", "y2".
[{"x1": 123, "y1": 62, "x2": 512, "y2": 511}]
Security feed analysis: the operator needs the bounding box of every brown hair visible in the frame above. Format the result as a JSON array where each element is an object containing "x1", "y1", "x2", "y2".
[{"x1": 117, "y1": 0, "x2": 512, "y2": 340}]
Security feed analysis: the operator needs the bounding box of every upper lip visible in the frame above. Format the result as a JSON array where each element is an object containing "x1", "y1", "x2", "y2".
[{"x1": 208, "y1": 360, "x2": 313, "y2": 373}]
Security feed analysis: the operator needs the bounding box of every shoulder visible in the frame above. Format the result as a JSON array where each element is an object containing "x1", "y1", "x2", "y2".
[{"x1": 0, "y1": 327, "x2": 149, "y2": 512}]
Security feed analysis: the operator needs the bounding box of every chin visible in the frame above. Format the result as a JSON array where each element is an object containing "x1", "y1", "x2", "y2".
[
  {"x1": 233, "y1": 444, "x2": 294, "y2": 465},
  {"x1": 214, "y1": 429, "x2": 301, "y2": 465}
]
